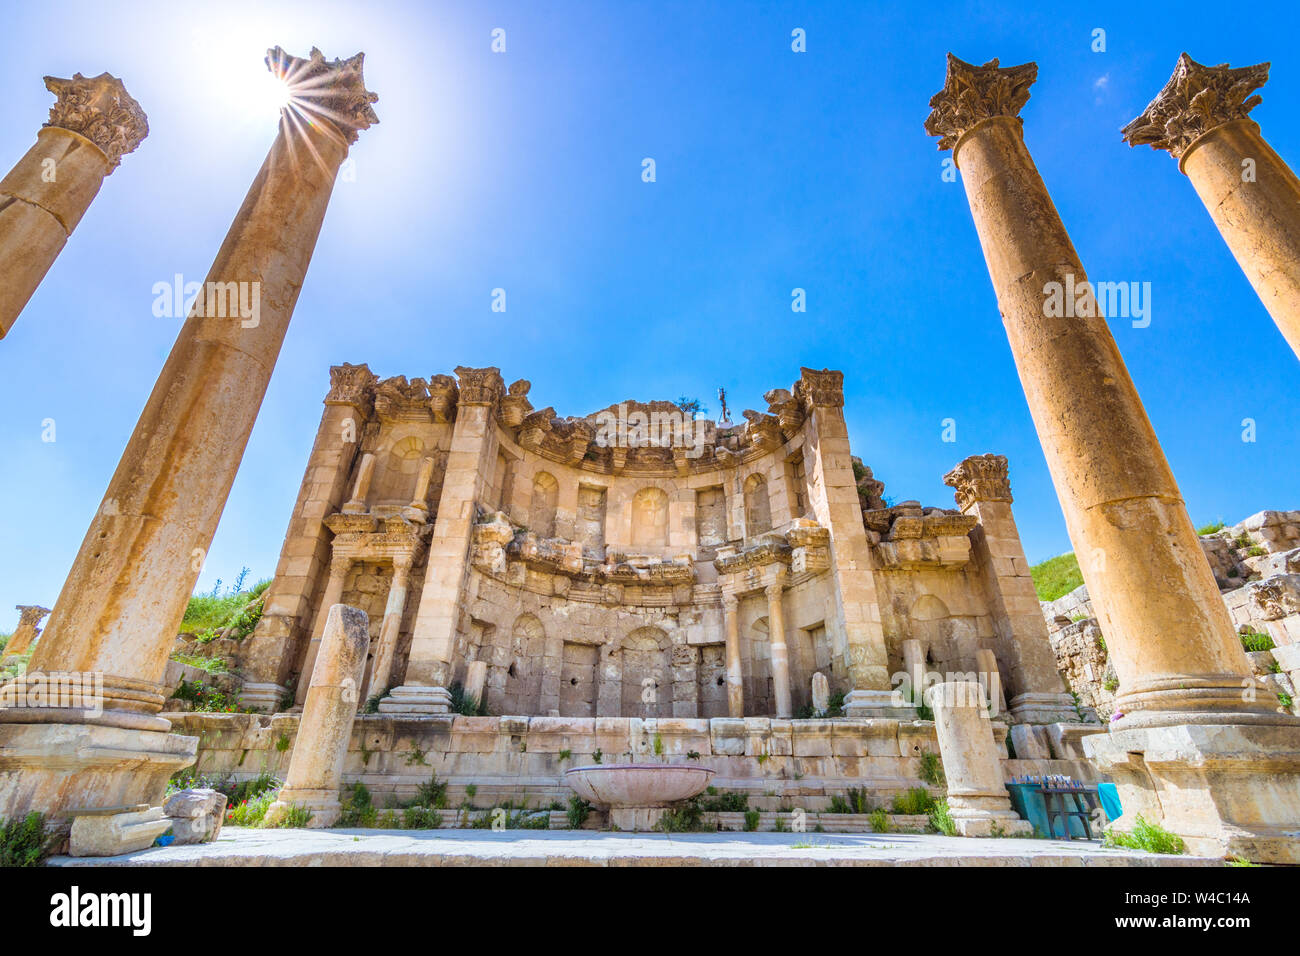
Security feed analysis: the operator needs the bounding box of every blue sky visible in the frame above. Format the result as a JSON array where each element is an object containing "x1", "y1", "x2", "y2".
[{"x1": 1, "y1": 0, "x2": 1297, "y2": 619}]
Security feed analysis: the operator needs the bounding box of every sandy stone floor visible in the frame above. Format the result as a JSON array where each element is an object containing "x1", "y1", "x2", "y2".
[{"x1": 49, "y1": 826, "x2": 1220, "y2": 867}]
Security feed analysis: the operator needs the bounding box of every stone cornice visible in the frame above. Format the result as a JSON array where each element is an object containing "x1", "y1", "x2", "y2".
[
  {"x1": 1122, "y1": 53, "x2": 1269, "y2": 160},
  {"x1": 267, "y1": 46, "x2": 379, "y2": 146},
  {"x1": 943, "y1": 453, "x2": 1013, "y2": 509},
  {"x1": 924, "y1": 54, "x2": 1037, "y2": 151},
  {"x1": 43, "y1": 72, "x2": 148, "y2": 172}
]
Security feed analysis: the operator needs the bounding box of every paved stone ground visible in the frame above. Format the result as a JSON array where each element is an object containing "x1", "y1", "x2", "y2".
[{"x1": 50, "y1": 826, "x2": 1220, "y2": 867}]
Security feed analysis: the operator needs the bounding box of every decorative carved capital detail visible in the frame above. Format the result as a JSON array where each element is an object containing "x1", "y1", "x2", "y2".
[
  {"x1": 1122, "y1": 53, "x2": 1269, "y2": 159},
  {"x1": 266, "y1": 46, "x2": 379, "y2": 146},
  {"x1": 795, "y1": 367, "x2": 845, "y2": 411},
  {"x1": 924, "y1": 54, "x2": 1037, "y2": 151},
  {"x1": 454, "y1": 366, "x2": 505, "y2": 408},
  {"x1": 43, "y1": 72, "x2": 149, "y2": 172},
  {"x1": 15, "y1": 605, "x2": 51, "y2": 628},
  {"x1": 943, "y1": 453, "x2": 1012, "y2": 510},
  {"x1": 326, "y1": 363, "x2": 377, "y2": 412}
]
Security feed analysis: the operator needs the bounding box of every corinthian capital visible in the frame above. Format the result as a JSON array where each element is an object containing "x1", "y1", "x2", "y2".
[
  {"x1": 943, "y1": 454, "x2": 1012, "y2": 510},
  {"x1": 267, "y1": 46, "x2": 380, "y2": 146},
  {"x1": 43, "y1": 72, "x2": 148, "y2": 172},
  {"x1": 1122, "y1": 53, "x2": 1269, "y2": 159},
  {"x1": 795, "y1": 367, "x2": 844, "y2": 411},
  {"x1": 454, "y1": 366, "x2": 506, "y2": 407},
  {"x1": 924, "y1": 54, "x2": 1037, "y2": 151},
  {"x1": 326, "y1": 363, "x2": 377, "y2": 412}
]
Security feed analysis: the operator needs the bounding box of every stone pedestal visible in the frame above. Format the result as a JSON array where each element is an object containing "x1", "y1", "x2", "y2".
[
  {"x1": 377, "y1": 684, "x2": 452, "y2": 715},
  {"x1": 1086, "y1": 723, "x2": 1300, "y2": 863},
  {"x1": 266, "y1": 604, "x2": 370, "y2": 829},
  {"x1": 237, "y1": 682, "x2": 287, "y2": 714},
  {"x1": 1124, "y1": 55, "x2": 1300, "y2": 362},
  {"x1": 928, "y1": 680, "x2": 1031, "y2": 837},
  {"x1": 0, "y1": 73, "x2": 147, "y2": 338},
  {"x1": 69, "y1": 805, "x2": 171, "y2": 857},
  {"x1": 610, "y1": 807, "x2": 665, "y2": 831}
]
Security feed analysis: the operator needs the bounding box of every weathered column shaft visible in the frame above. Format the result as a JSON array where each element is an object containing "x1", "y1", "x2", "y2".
[
  {"x1": 341, "y1": 452, "x2": 376, "y2": 514},
  {"x1": 265, "y1": 604, "x2": 369, "y2": 829},
  {"x1": 766, "y1": 578, "x2": 792, "y2": 718},
  {"x1": 0, "y1": 73, "x2": 147, "y2": 338},
  {"x1": 927, "y1": 55, "x2": 1270, "y2": 728},
  {"x1": 366, "y1": 557, "x2": 412, "y2": 700},
  {"x1": 722, "y1": 593, "x2": 744, "y2": 717},
  {"x1": 1123, "y1": 55, "x2": 1300, "y2": 361},
  {"x1": 296, "y1": 554, "x2": 351, "y2": 704},
  {"x1": 22, "y1": 48, "x2": 378, "y2": 732}
]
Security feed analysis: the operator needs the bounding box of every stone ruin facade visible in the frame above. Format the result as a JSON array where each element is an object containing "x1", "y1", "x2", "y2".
[{"x1": 224, "y1": 363, "x2": 1074, "y2": 728}]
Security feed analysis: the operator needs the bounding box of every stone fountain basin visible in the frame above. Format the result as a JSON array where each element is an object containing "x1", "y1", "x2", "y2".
[{"x1": 564, "y1": 764, "x2": 715, "y2": 808}]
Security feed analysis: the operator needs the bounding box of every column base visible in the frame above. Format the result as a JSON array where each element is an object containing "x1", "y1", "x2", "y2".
[
  {"x1": 948, "y1": 793, "x2": 1034, "y2": 837},
  {"x1": 1008, "y1": 691, "x2": 1094, "y2": 725},
  {"x1": 844, "y1": 689, "x2": 915, "y2": 719},
  {"x1": 265, "y1": 788, "x2": 340, "y2": 829},
  {"x1": 377, "y1": 685, "x2": 452, "y2": 715},
  {"x1": 0, "y1": 720, "x2": 197, "y2": 834},
  {"x1": 1084, "y1": 719, "x2": 1300, "y2": 863},
  {"x1": 238, "y1": 682, "x2": 288, "y2": 714},
  {"x1": 69, "y1": 805, "x2": 172, "y2": 857}
]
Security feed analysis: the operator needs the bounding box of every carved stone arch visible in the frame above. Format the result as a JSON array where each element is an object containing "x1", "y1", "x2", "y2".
[
  {"x1": 530, "y1": 471, "x2": 559, "y2": 538},
  {"x1": 744, "y1": 473, "x2": 771, "y2": 536}
]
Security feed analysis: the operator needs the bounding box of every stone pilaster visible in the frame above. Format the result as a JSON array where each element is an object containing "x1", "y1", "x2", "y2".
[
  {"x1": 240, "y1": 363, "x2": 375, "y2": 710},
  {"x1": 0, "y1": 72, "x2": 147, "y2": 338},
  {"x1": 944, "y1": 453, "x2": 1078, "y2": 723},
  {"x1": 795, "y1": 367, "x2": 896, "y2": 716},
  {"x1": 0, "y1": 48, "x2": 378, "y2": 823},
  {"x1": 928, "y1": 54, "x2": 1300, "y2": 862},
  {"x1": 1123, "y1": 55, "x2": 1300, "y2": 361},
  {"x1": 385, "y1": 366, "x2": 505, "y2": 713}
]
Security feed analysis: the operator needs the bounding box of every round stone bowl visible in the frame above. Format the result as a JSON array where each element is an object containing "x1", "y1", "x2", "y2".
[{"x1": 564, "y1": 764, "x2": 715, "y2": 808}]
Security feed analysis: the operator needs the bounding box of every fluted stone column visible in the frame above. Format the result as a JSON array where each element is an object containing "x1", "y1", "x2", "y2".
[
  {"x1": 0, "y1": 73, "x2": 147, "y2": 338},
  {"x1": 265, "y1": 604, "x2": 369, "y2": 829},
  {"x1": 722, "y1": 592, "x2": 744, "y2": 717},
  {"x1": 0, "y1": 48, "x2": 378, "y2": 824},
  {"x1": 928, "y1": 680, "x2": 1031, "y2": 837},
  {"x1": 944, "y1": 454, "x2": 1078, "y2": 723},
  {"x1": 239, "y1": 364, "x2": 375, "y2": 712},
  {"x1": 385, "y1": 367, "x2": 505, "y2": 715},
  {"x1": 365, "y1": 554, "x2": 414, "y2": 701},
  {"x1": 1, "y1": 605, "x2": 50, "y2": 665},
  {"x1": 765, "y1": 570, "x2": 792, "y2": 718},
  {"x1": 1124, "y1": 55, "x2": 1300, "y2": 362},
  {"x1": 927, "y1": 54, "x2": 1300, "y2": 862}
]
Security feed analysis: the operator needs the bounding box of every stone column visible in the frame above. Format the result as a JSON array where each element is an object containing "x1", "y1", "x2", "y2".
[
  {"x1": 796, "y1": 368, "x2": 898, "y2": 717},
  {"x1": 340, "y1": 452, "x2": 376, "y2": 514},
  {"x1": 385, "y1": 367, "x2": 505, "y2": 715},
  {"x1": 1, "y1": 605, "x2": 50, "y2": 664},
  {"x1": 401, "y1": 456, "x2": 436, "y2": 523},
  {"x1": 295, "y1": 553, "x2": 352, "y2": 706},
  {"x1": 0, "y1": 48, "x2": 378, "y2": 824},
  {"x1": 722, "y1": 592, "x2": 745, "y2": 717},
  {"x1": 240, "y1": 364, "x2": 375, "y2": 712},
  {"x1": 928, "y1": 54, "x2": 1300, "y2": 863},
  {"x1": 0, "y1": 73, "x2": 147, "y2": 338},
  {"x1": 365, "y1": 553, "x2": 413, "y2": 701},
  {"x1": 928, "y1": 680, "x2": 1030, "y2": 837},
  {"x1": 765, "y1": 570, "x2": 792, "y2": 718},
  {"x1": 265, "y1": 604, "x2": 369, "y2": 829},
  {"x1": 1123, "y1": 55, "x2": 1300, "y2": 361},
  {"x1": 944, "y1": 454, "x2": 1078, "y2": 723}
]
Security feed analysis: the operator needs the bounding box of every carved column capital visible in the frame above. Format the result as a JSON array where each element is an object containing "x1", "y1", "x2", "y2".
[
  {"x1": 794, "y1": 367, "x2": 845, "y2": 412},
  {"x1": 924, "y1": 54, "x2": 1037, "y2": 151},
  {"x1": 1122, "y1": 53, "x2": 1269, "y2": 160},
  {"x1": 16, "y1": 605, "x2": 52, "y2": 628},
  {"x1": 721, "y1": 592, "x2": 740, "y2": 614},
  {"x1": 454, "y1": 366, "x2": 506, "y2": 408},
  {"x1": 943, "y1": 453, "x2": 1012, "y2": 510},
  {"x1": 325, "y1": 363, "x2": 377, "y2": 414},
  {"x1": 43, "y1": 72, "x2": 148, "y2": 172},
  {"x1": 266, "y1": 46, "x2": 379, "y2": 146}
]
